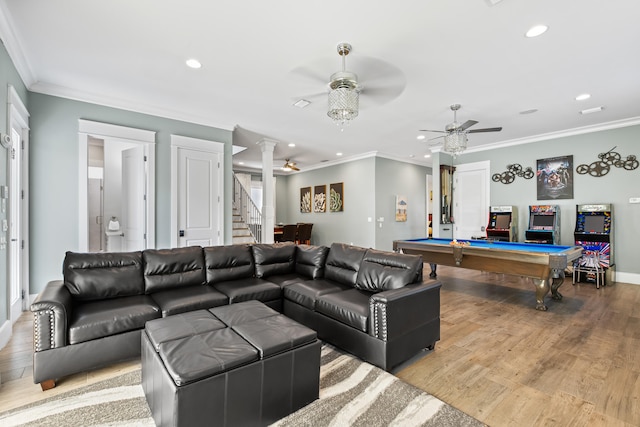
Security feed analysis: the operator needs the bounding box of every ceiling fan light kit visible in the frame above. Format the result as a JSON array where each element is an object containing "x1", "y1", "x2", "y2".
[
  {"x1": 327, "y1": 43, "x2": 360, "y2": 130},
  {"x1": 421, "y1": 104, "x2": 502, "y2": 157},
  {"x1": 444, "y1": 132, "x2": 468, "y2": 157}
]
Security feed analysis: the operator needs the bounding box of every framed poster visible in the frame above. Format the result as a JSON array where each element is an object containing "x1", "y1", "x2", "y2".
[
  {"x1": 536, "y1": 155, "x2": 574, "y2": 200},
  {"x1": 395, "y1": 195, "x2": 407, "y2": 222},
  {"x1": 300, "y1": 187, "x2": 311, "y2": 213},
  {"x1": 329, "y1": 182, "x2": 344, "y2": 212},
  {"x1": 314, "y1": 185, "x2": 326, "y2": 213}
]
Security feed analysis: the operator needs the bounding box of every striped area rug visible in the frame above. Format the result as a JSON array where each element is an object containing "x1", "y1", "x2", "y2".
[{"x1": 0, "y1": 345, "x2": 483, "y2": 426}]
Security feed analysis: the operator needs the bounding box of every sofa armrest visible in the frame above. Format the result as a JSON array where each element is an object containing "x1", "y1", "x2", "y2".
[
  {"x1": 31, "y1": 280, "x2": 72, "y2": 351},
  {"x1": 369, "y1": 280, "x2": 441, "y2": 341}
]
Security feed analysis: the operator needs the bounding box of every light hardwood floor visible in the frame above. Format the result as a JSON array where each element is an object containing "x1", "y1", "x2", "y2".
[{"x1": 1, "y1": 266, "x2": 638, "y2": 426}]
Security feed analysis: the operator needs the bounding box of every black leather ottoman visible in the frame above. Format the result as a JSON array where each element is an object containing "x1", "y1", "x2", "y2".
[{"x1": 141, "y1": 301, "x2": 320, "y2": 427}]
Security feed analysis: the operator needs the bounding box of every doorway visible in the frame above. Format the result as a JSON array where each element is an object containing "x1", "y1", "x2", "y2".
[
  {"x1": 170, "y1": 135, "x2": 224, "y2": 248},
  {"x1": 78, "y1": 120, "x2": 156, "y2": 252},
  {"x1": 453, "y1": 160, "x2": 491, "y2": 240},
  {"x1": 7, "y1": 85, "x2": 29, "y2": 324}
]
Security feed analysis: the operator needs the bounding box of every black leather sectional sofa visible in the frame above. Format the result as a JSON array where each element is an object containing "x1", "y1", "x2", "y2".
[{"x1": 31, "y1": 242, "x2": 441, "y2": 390}]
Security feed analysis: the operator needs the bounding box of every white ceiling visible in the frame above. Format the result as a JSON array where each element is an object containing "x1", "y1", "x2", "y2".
[{"x1": 2, "y1": 0, "x2": 640, "y2": 172}]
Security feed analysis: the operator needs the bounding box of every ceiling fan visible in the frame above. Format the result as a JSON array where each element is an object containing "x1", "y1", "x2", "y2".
[
  {"x1": 281, "y1": 159, "x2": 300, "y2": 172},
  {"x1": 420, "y1": 104, "x2": 502, "y2": 155},
  {"x1": 290, "y1": 43, "x2": 406, "y2": 125}
]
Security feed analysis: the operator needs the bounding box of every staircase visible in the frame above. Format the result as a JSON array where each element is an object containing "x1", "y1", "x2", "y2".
[
  {"x1": 232, "y1": 208, "x2": 257, "y2": 244},
  {"x1": 232, "y1": 172, "x2": 262, "y2": 244}
]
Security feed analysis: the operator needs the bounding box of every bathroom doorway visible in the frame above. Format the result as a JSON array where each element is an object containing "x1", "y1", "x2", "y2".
[{"x1": 78, "y1": 120, "x2": 156, "y2": 252}]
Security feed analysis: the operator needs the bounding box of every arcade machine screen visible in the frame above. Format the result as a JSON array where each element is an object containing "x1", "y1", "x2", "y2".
[
  {"x1": 583, "y1": 215, "x2": 606, "y2": 233},
  {"x1": 532, "y1": 214, "x2": 554, "y2": 229},
  {"x1": 495, "y1": 214, "x2": 510, "y2": 230}
]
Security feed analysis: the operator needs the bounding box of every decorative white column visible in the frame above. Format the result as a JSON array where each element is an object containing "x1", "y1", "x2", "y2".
[{"x1": 258, "y1": 139, "x2": 277, "y2": 243}]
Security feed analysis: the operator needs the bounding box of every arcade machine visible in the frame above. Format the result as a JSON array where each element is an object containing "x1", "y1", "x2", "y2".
[
  {"x1": 573, "y1": 204, "x2": 614, "y2": 288},
  {"x1": 486, "y1": 206, "x2": 518, "y2": 242},
  {"x1": 525, "y1": 205, "x2": 560, "y2": 244}
]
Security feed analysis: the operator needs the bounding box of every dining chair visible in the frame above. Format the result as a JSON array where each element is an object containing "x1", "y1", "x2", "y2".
[
  {"x1": 296, "y1": 223, "x2": 313, "y2": 245},
  {"x1": 281, "y1": 224, "x2": 298, "y2": 242}
]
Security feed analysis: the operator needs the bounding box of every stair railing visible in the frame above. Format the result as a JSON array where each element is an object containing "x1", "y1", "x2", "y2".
[{"x1": 232, "y1": 172, "x2": 262, "y2": 243}]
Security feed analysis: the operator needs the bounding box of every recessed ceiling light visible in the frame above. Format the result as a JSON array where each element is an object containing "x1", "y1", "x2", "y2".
[
  {"x1": 525, "y1": 25, "x2": 548, "y2": 38},
  {"x1": 575, "y1": 93, "x2": 591, "y2": 101},
  {"x1": 424, "y1": 154, "x2": 431, "y2": 158},
  {"x1": 336, "y1": 152, "x2": 343, "y2": 156},
  {"x1": 417, "y1": 135, "x2": 426, "y2": 140},
  {"x1": 186, "y1": 59, "x2": 202, "y2": 69},
  {"x1": 293, "y1": 99, "x2": 311, "y2": 108},
  {"x1": 238, "y1": 162, "x2": 244, "y2": 165},
  {"x1": 519, "y1": 108, "x2": 538, "y2": 115},
  {"x1": 580, "y1": 106, "x2": 604, "y2": 115},
  {"x1": 288, "y1": 143, "x2": 296, "y2": 147}
]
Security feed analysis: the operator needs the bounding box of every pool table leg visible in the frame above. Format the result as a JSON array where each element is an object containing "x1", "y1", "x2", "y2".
[
  {"x1": 532, "y1": 270, "x2": 564, "y2": 311},
  {"x1": 429, "y1": 263, "x2": 437, "y2": 278},
  {"x1": 550, "y1": 270, "x2": 565, "y2": 301},
  {"x1": 532, "y1": 278, "x2": 550, "y2": 311}
]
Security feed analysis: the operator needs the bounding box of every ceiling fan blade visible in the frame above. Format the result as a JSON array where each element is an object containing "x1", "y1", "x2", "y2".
[
  {"x1": 458, "y1": 120, "x2": 479, "y2": 131},
  {"x1": 428, "y1": 136, "x2": 445, "y2": 143},
  {"x1": 467, "y1": 127, "x2": 502, "y2": 133},
  {"x1": 290, "y1": 165, "x2": 300, "y2": 171},
  {"x1": 419, "y1": 129, "x2": 446, "y2": 133},
  {"x1": 289, "y1": 66, "x2": 328, "y2": 85},
  {"x1": 358, "y1": 84, "x2": 405, "y2": 107}
]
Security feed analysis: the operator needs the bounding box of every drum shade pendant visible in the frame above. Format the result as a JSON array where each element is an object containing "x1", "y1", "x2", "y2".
[
  {"x1": 444, "y1": 131, "x2": 468, "y2": 157},
  {"x1": 327, "y1": 43, "x2": 359, "y2": 130}
]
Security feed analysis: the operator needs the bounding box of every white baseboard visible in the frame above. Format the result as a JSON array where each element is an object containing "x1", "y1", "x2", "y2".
[
  {"x1": 0, "y1": 320, "x2": 11, "y2": 352},
  {"x1": 615, "y1": 271, "x2": 640, "y2": 285}
]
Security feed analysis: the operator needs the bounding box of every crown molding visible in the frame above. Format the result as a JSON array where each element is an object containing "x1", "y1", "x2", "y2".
[
  {"x1": 295, "y1": 151, "x2": 431, "y2": 173},
  {"x1": 375, "y1": 151, "x2": 432, "y2": 168},
  {"x1": 0, "y1": 2, "x2": 36, "y2": 86},
  {"x1": 29, "y1": 81, "x2": 237, "y2": 132},
  {"x1": 463, "y1": 117, "x2": 640, "y2": 154}
]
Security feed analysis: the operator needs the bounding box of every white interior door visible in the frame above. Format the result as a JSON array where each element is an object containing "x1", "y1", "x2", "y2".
[
  {"x1": 453, "y1": 161, "x2": 490, "y2": 240},
  {"x1": 87, "y1": 178, "x2": 103, "y2": 251},
  {"x1": 7, "y1": 85, "x2": 29, "y2": 323},
  {"x1": 121, "y1": 146, "x2": 146, "y2": 251},
  {"x1": 171, "y1": 135, "x2": 224, "y2": 248},
  {"x1": 8, "y1": 128, "x2": 22, "y2": 322},
  {"x1": 173, "y1": 139, "x2": 224, "y2": 248}
]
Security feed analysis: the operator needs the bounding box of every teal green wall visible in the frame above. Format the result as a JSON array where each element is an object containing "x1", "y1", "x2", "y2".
[
  {"x1": 274, "y1": 175, "x2": 289, "y2": 223},
  {"x1": 455, "y1": 125, "x2": 640, "y2": 277},
  {"x1": 374, "y1": 157, "x2": 432, "y2": 251},
  {"x1": 27, "y1": 92, "x2": 233, "y2": 295},
  {"x1": 277, "y1": 156, "x2": 431, "y2": 251},
  {"x1": 281, "y1": 157, "x2": 377, "y2": 248},
  {"x1": 0, "y1": 40, "x2": 29, "y2": 326}
]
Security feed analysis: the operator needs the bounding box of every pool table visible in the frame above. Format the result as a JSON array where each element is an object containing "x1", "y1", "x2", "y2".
[{"x1": 393, "y1": 238, "x2": 583, "y2": 311}]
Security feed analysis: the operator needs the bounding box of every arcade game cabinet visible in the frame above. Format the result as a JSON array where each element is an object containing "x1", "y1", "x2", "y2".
[
  {"x1": 573, "y1": 204, "x2": 614, "y2": 288},
  {"x1": 525, "y1": 205, "x2": 560, "y2": 244},
  {"x1": 486, "y1": 206, "x2": 517, "y2": 242}
]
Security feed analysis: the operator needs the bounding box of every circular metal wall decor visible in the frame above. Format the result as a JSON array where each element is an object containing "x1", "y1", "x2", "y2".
[
  {"x1": 576, "y1": 146, "x2": 638, "y2": 177},
  {"x1": 492, "y1": 163, "x2": 534, "y2": 184}
]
